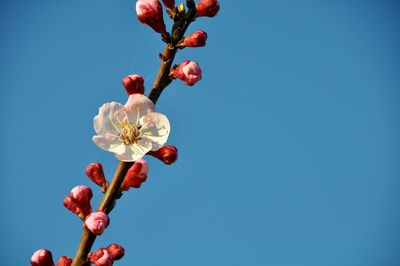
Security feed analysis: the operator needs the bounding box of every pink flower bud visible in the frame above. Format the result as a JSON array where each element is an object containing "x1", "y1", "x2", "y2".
[
  {"x1": 63, "y1": 186, "x2": 93, "y2": 219},
  {"x1": 121, "y1": 159, "x2": 148, "y2": 190},
  {"x1": 196, "y1": 0, "x2": 220, "y2": 17},
  {"x1": 85, "y1": 163, "x2": 107, "y2": 188},
  {"x1": 56, "y1": 256, "x2": 72, "y2": 266},
  {"x1": 136, "y1": 0, "x2": 166, "y2": 33},
  {"x1": 183, "y1": 30, "x2": 207, "y2": 47},
  {"x1": 107, "y1": 243, "x2": 125, "y2": 261},
  {"x1": 148, "y1": 146, "x2": 178, "y2": 165},
  {"x1": 171, "y1": 60, "x2": 202, "y2": 86},
  {"x1": 89, "y1": 249, "x2": 113, "y2": 266},
  {"x1": 161, "y1": 0, "x2": 175, "y2": 9},
  {"x1": 122, "y1": 74, "x2": 145, "y2": 95},
  {"x1": 30, "y1": 249, "x2": 54, "y2": 266},
  {"x1": 84, "y1": 211, "x2": 109, "y2": 235}
]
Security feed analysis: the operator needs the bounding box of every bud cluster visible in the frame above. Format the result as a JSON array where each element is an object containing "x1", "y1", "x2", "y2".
[{"x1": 88, "y1": 244, "x2": 125, "y2": 266}]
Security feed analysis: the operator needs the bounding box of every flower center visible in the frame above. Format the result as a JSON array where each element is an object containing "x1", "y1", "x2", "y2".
[
  {"x1": 111, "y1": 107, "x2": 143, "y2": 145},
  {"x1": 119, "y1": 120, "x2": 141, "y2": 145}
]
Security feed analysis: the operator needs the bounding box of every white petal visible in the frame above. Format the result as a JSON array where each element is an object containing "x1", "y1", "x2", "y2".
[
  {"x1": 114, "y1": 139, "x2": 152, "y2": 162},
  {"x1": 94, "y1": 102, "x2": 125, "y2": 135},
  {"x1": 140, "y1": 112, "x2": 170, "y2": 151},
  {"x1": 92, "y1": 134, "x2": 126, "y2": 154},
  {"x1": 124, "y1": 94, "x2": 156, "y2": 125}
]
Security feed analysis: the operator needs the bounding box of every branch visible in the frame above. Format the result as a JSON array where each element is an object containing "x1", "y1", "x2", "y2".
[{"x1": 70, "y1": 2, "x2": 197, "y2": 265}]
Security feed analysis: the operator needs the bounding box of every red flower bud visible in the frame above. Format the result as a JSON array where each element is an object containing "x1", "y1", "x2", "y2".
[
  {"x1": 107, "y1": 243, "x2": 125, "y2": 261},
  {"x1": 121, "y1": 159, "x2": 148, "y2": 190},
  {"x1": 84, "y1": 211, "x2": 110, "y2": 235},
  {"x1": 56, "y1": 256, "x2": 72, "y2": 266},
  {"x1": 161, "y1": 0, "x2": 175, "y2": 9},
  {"x1": 183, "y1": 30, "x2": 207, "y2": 48},
  {"x1": 148, "y1": 146, "x2": 178, "y2": 165},
  {"x1": 196, "y1": 0, "x2": 220, "y2": 17},
  {"x1": 171, "y1": 60, "x2": 202, "y2": 86},
  {"x1": 122, "y1": 74, "x2": 145, "y2": 95},
  {"x1": 30, "y1": 249, "x2": 55, "y2": 266},
  {"x1": 85, "y1": 163, "x2": 107, "y2": 188},
  {"x1": 63, "y1": 186, "x2": 93, "y2": 219},
  {"x1": 136, "y1": 0, "x2": 166, "y2": 33},
  {"x1": 89, "y1": 248, "x2": 113, "y2": 266}
]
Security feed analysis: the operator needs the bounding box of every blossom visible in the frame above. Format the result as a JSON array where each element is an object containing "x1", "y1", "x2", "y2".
[
  {"x1": 183, "y1": 30, "x2": 207, "y2": 47},
  {"x1": 30, "y1": 249, "x2": 54, "y2": 266},
  {"x1": 84, "y1": 211, "x2": 109, "y2": 235},
  {"x1": 92, "y1": 94, "x2": 170, "y2": 162},
  {"x1": 171, "y1": 60, "x2": 202, "y2": 86},
  {"x1": 196, "y1": 0, "x2": 220, "y2": 17},
  {"x1": 136, "y1": 0, "x2": 166, "y2": 33}
]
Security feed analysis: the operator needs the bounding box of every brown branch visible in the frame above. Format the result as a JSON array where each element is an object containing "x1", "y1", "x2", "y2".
[
  {"x1": 71, "y1": 161, "x2": 132, "y2": 266},
  {"x1": 70, "y1": 2, "x2": 197, "y2": 266}
]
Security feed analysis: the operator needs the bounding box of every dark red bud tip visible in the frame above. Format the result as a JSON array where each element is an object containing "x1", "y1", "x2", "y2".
[
  {"x1": 89, "y1": 248, "x2": 113, "y2": 266},
  {"x1": 183, "y1": 30, "x2": 208, "y2": 48},
  {"x1": 149, "y1": 146, "x2": 178, "y2": 165},
  {"x1": 107, "y1": 243, "x2": 125, "y2": 261},
  {"x1": 56, "y1": 256, "x2": 72, "y2": 266},
  {"x1": 30, "y1": 249, "x2": 55, "y2": 266},
  {"x1": 196, "y1": 0, "x2": 220, "y2": 17},
  {"x1": 162, "y1": 0, "x2": 175, "y2": 9},
  {"x1": 122, "y1": 74, "x2": 145, "y2": 95},
  {"x1": 85, "y1": 163, "x2": 107, "y2": 188},
  {"x1": 121, "y1": 159, "x2": 148, "y2": 191}
]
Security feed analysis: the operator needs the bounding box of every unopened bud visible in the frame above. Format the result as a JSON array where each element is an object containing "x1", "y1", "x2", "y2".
[
  {"x1": 136, "y1": 0, "x2": 166, "y2": 33},
  {"x1": 148, "y1": 146, "x2": 178, "y2": 165},
  {"x1": 107, "y1": 243, "x2": 125, "y2": 261},
  {"x1": 56, "y1": 256, "x2": 72, "y2": 266},
  {"x1": 84, "y1": 211, "x2": 109, "y2": 235},
  {"x1": 63, "y1": 186, "x2": 93, "y2": 219},
  {"x1": 171, "y1": 60, "x2": 202, "y2": 86},
  {"x1": 122, "y1": 74, "x2": 145, "y2": 95},
  {"x1": 85, "y1": 163, "x2": 107, "y2": 189},
  {"x1": 183, "y1": 30, "x2": 207, "y2": 47},
  {"x1": 121, "y1": 159, "x2": 148, "y2": 190},
  {"x1": 89, "y1": 249, "x2": 113, "y2": 266},
  {"x1": 162, "y1": 0, "x2": 175, "y2": 9},
  {"x1": 30, "y1": 249, "x2": 54, "y2": 266},
  {"x1": 196, "y1": 0, "x2": 220, "y2": 17}
]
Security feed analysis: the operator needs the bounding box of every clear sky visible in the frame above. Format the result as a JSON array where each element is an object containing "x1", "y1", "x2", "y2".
[{"x1": 1, "y1": 0, "x2": 400, "y2": 265}]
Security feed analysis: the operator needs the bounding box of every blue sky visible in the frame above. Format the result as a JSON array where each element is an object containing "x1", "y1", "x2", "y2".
[{"x1": 1, "y1": 1, "x2": 400, "y2": 265}]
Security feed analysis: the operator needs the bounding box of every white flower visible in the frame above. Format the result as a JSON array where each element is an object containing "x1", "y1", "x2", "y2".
[{"x1": 92, "y1": 94, "x2": 170, "y2": 162}]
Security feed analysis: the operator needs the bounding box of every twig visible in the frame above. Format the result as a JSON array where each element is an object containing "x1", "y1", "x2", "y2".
[{"x1": 70, "y1": 2, "x2": 197, "y2": 265}]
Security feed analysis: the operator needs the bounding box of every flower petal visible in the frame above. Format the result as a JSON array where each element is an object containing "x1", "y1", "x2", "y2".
[
  {"x1": 92, "y1": 134, "x2": 126, "y2": 155},
  {"x1": 115, "y1": 139, "x2": 152, "y2": 162},
  {"x1": 140, "y1": 112, "x2": 170, "y2": 151},
  {"x1": 124, "y1": 94, "x2": 156, "y2": 126},
  {"x1": 94, "y1": 102, "x2": 125, "y2": 135}
]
